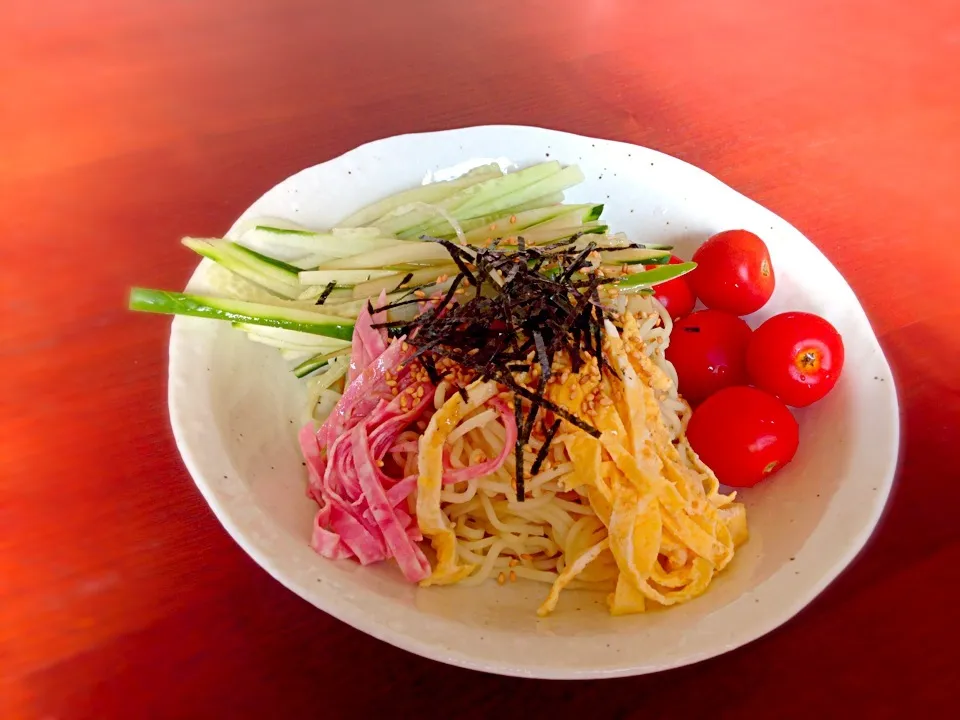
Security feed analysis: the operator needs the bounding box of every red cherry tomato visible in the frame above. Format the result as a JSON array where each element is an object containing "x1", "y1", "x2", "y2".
[
  {"x1": 746, "y1": 312, "x2": 845, "y2": 407},
  {"x1": 691, "y1": 230, "x2": 775, "y2": 315},
  {"x1": 645, "y1": 255, "x2": 697, "y2": 321},
  {"x1": 686, "y1": 386, "x2": 799, "y2": 487},
  {"x1": 665, "y1": 309, "x2": 752, "y2": 405}
]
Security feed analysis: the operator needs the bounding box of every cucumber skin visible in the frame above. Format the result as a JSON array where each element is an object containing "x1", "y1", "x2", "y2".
[
  {"x1": 129, "y1": 288, "x2": 355, "y2": 340},
  {"x1": 617, "y1": 262, "x2": 697, "y2": 292}
]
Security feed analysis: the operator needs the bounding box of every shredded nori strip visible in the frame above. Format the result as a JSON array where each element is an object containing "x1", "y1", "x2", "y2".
[
  {"x1": 499, "y1": 374, "x2": 600, "y2": 438},
  {"x1": 559, "y1": 242, "x2": 596, "y2": 284},
  {"x1": 391, "y1": 272, "x2": 414, "y2": 293},
  {"x1": 315, "y1": 282, "x2": 337, "y2": 305},
  {"x1": 530, "y1": 419, "x2": 562, "y2": 477},
  {"x1": 421, "y1": 353, "x2": 441, "y2": 385},
  {"x1": 514, "y1": 397, "x2": 526, "y2": 501},
  {"x1": 532, "y1": 331, "x2": 551, "y2": 384},
  {"x1": 425, "y1": 236, "x2": 478, "y2": 287},
  {"x1": 370, "y1": 237, "x2": 617, "y2": 496},
  {"x1": 368, "y1": 296, "x2": 425, "y2": 316}
]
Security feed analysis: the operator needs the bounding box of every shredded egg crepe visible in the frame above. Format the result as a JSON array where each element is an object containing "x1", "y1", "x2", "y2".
[{"x1": 416, "y1": 309, "x2": 747, "y2": 616}]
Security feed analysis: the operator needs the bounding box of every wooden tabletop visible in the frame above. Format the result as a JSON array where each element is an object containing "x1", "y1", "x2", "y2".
[{"x1": 3, "y1": 0, "x2": 958, "y2": 716}]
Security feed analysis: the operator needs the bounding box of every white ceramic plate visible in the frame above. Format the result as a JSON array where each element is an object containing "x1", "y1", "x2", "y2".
[{"x1": 168, "y1": 126, "x2": 899, "y2": 679}]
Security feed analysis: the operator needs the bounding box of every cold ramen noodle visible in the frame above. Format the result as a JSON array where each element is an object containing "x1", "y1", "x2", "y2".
[{"x1": 130, "y1": 161, "x2": 748, "y2": 615}]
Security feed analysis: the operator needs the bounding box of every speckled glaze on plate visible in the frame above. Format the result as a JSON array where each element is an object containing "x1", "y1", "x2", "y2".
[{"x1": 168, "y1": 126, "x2": 899, "y2": 678}]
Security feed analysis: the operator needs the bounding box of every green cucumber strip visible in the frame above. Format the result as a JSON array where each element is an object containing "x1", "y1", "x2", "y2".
[
  {"x1": 293, "y1": 347, "x2": 353, "y2": 379},
  {"x1": 496, "y1": 192, "x2": 565, "y2": 217},
  {"x1": 598, "y1": 248, "x2": 672, "y2": 264},
  {"x1": 129, "y1": 288, "x2": 355, "y2": 340},
  {"x1": 457, "y1": 204, "x2": 603, "y2": 243},
  {"x1": 402, "y1": 164, "x2": 583, "y2": 239},
  {"x1": 377, "y1": 162, "x2": 563, "y2": 237},
  {"x1": 238, "y1": 227, "x2": 400, "y2": 259},
  {"x1": 322, "y1": 275, "x2": 458, "y2": 318},
  {"x1": 242, "y1": 332, "x2": 341, "y2": 353},
  {"x1": 617, "y1": 262, "x2": 697, "y2": 292},
  {"x1": 444, "y1": 165, "x2": 584, "y2": 229},
  {"x1": 316, "y1": 241, "x2": 451, "y2": 270},
  {"x1": 602, "y1": 232, "x2": 674, "y2": 251},
  {"x1": 296, "y1": 285, "x2": 353, "y2": 302},
  {"x1": 181, "y1": 238, "x2": 301, "y2": 299},
  {"x1": 227, "y1": 242, "x2": 304, "y2": 276},
  {"x1": 513, "y1": 209, "x2": 603, "y2": 240},
  {"x1": 232, "y1": 324, "x2": 351, "y2": 350},
  {"x1": 340, "y1": 163, "x2": 503, "y2": 228},
  {"x1": 253, "y1": 225, "x2": 316, "y2": 236},
  {"x1": 453, "y1": 163, "x2": 572, "y2": 219},
  {"x1": 516, "y1": 223, "x2": 607, "y2": 247},
  {"x1": 298, "y1": 268, "x2": 398, "y2": 286},
  {"x1": 351, "y1": 263, "x2": 458, "y2": 299},
  {"x1": 290, "y1": 252, "x2": 337, "y2": 270},
  {"x1": 330, "y1": 227, "x2": 385, "y2": 238}
]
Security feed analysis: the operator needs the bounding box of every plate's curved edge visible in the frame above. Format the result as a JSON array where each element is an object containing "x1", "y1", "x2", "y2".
[{"x1": 167, "y1": 125, "x2": 901, "y2": 679}]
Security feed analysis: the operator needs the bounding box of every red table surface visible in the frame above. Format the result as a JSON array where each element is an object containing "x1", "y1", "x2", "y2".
[{"x1": 3, "y1": 0, "x2": 959, "y2": 717}]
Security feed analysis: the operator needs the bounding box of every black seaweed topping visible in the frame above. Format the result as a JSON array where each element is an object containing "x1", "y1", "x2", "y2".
[
  {"x1": 530, "y1": 419, "x2": 563, "y2": 477},
  {"x1": 391, "y1": 272, "x2": 414, "y2": 293},
  {"x1": 371, "y1": 238, "x2": 613, "y2": 501},
  {"x1": 315, "y1": 282, "x2": 337, "y2": 305}
]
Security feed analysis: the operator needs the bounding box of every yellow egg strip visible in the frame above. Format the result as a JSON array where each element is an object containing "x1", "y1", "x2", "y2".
[
  {"x1": 603, "y1": 319, "x2": 651, "y2": 460},
  {"x1": 536, "y1": 538, "x2": 610, "y2": 616},
  {"x1": 606, "y1": 480, "x2": 677, "y2": 607},
  {"x1": 609, "y1": 574, "x2": 647, "y2": 615},
  {"x1": 602, "y1": 434, "x2": 731, "y2": 567},
  {"x1": 417, "y1": 380, "x2": 498, "y2": 586}
]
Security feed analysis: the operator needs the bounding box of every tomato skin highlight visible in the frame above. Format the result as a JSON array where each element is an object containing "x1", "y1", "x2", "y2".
[
  {"x1": 746, "y1": 312, "x2": 845, "y2": 407},
  {"x1": 646, "y1": 255, "x2": 697, "y2": 321},
  {"x1": 691, "y1": 230, "x2": 775, "y2": 315},
  {"x1": 686, "y1": 386, "x2": 799, "y2": 488},
  {"x1": 665, "y1": 309, "x2": 752, "y2": 405}
]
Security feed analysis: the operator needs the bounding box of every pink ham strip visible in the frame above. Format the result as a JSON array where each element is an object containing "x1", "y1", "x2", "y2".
[
  {"x1": 441, "y1": 396, "x2": 517, "y2": 484},
  {"x1": 347, "y1": 292, "x2": 389, "y2": 384},
  {"x1": 310, "y1": 505, "x2": 351, "y2": 559},
  {"x1": 300, "y1": 424, "x2": 327, "y2": 504},
  {"x1": 352, "y1": 426, "x2": 431, "y2": 582},
  {"x1": 385, "y1": 476, "x2": 418, "y2": 507},
  {"x1": 304, "y1": 329, "x2": 438, "y2": 576},
  {"x1": 324, "y1": 495, "x2": 388, "y2": 564},
  {"x1": 316, "y1": 338, "x2": 409, "y2": 449}
]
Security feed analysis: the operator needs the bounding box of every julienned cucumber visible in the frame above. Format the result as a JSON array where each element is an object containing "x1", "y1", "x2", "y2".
[
  {"x1": 617, "y1": 262, "x2": 697, "y2": 292},
  {"x1": 232, "y1": 324, "x2": 351, "y2": 350},
  {"x1": 516, "y1": 223, "x2": 607, "y2": 246},
  {"x1": 401, "y1": 164, "x2": 586, "y2": 239},
  {"x1": 598, "y1": 247, "x2": 672, "y2": 264},
  {"x1": 350, "y1": 263, "x2": 458, "y2": 299},
  {"x1": 238, "y1": 226, "x2": 402, "y2": 260},
  {"x1": 454, "y1": 164, "x2": 578, "y2": 219},
  {"x1": 182, "y1": 238, "x2": 303, "y2": 299},
  {"x1": 374, "y1": 162, "x2": 562, "y2": 237},
  {"x1": 339, "y1": 163, "x2": 503, "y2": 228},
  {"x1": 292, "y1": 347, "x2": 353, "y2": 378},
  {"x1": 129, "y1": 288, "x2": 355, "y2": 340},
  {"x1": 298, "y1": 268, "x2": 398, "y2": 286},
  {"x1": 457, "y1": 203, "x2": 603, "y2": 243},
  {"x1": 495, "y1": 192, "x2": 565, "y2": 217}
]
